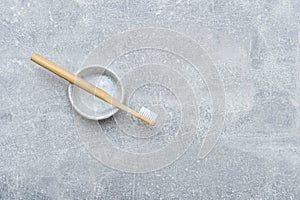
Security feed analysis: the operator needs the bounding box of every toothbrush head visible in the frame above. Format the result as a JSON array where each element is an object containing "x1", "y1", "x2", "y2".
[{"x1": 138, "y1": 106, "x2": 158, "y2": 125}]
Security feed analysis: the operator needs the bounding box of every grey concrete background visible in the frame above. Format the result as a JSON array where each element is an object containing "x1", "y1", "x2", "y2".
[{"x1": 0, "y1": 0, "x2": 299, "y2": 199}]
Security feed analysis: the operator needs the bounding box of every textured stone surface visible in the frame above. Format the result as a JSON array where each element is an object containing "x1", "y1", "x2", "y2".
[{"x1": 0, "y1": 0, "x2": 299, "y2": 199}]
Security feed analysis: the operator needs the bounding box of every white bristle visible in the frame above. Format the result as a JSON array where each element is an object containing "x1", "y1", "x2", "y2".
[{"x1": 139, "y1": 106, "x2": 158, "y2": 122}]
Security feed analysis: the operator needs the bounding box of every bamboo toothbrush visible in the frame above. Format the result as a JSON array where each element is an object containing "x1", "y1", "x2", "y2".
[{"x1": 31, "y1": 53, "x2": 157, "y2": 125}]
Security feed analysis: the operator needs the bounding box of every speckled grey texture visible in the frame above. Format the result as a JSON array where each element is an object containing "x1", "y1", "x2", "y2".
[{"x1": 0, "y1": 0, "x2": 299, "y2": 199}]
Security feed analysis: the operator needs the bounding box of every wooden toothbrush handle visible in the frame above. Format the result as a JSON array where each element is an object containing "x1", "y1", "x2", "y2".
[
  {"x1": 31, "y1": 53, "x2": 78, "y2": 83},
  {"x1": 31, "y1": 53, "x2": 110, "y2": 101}
]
